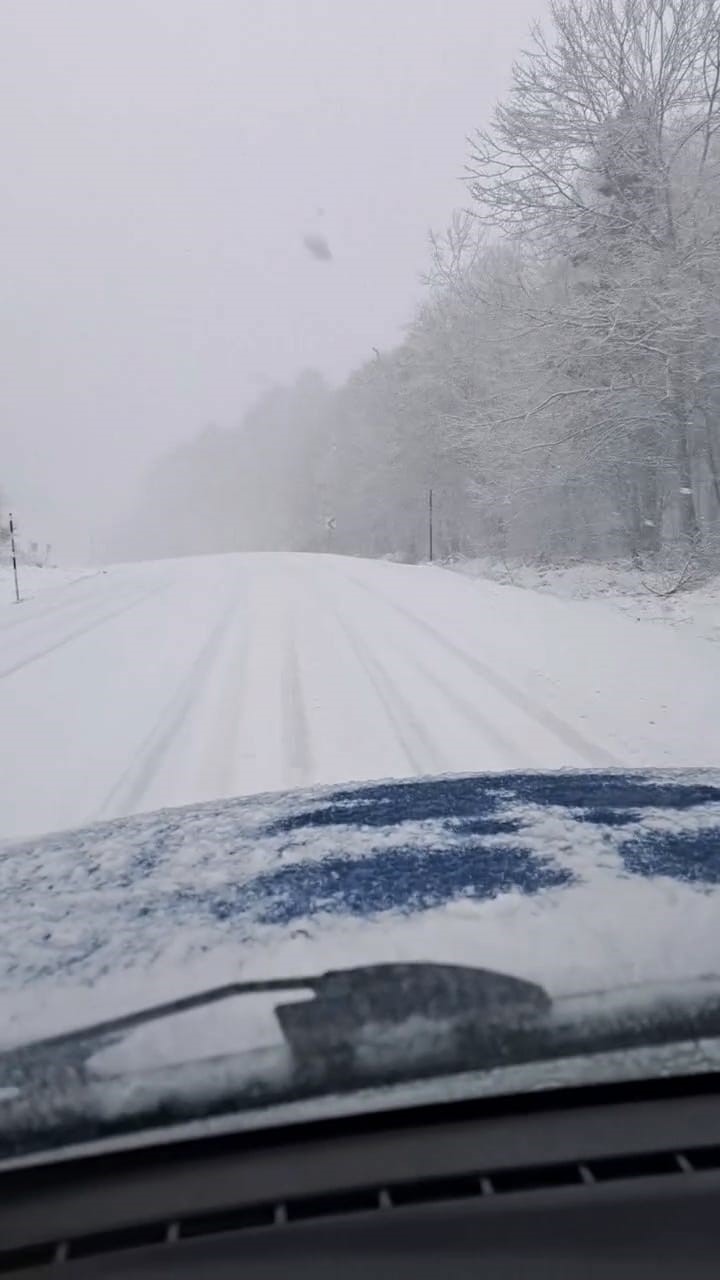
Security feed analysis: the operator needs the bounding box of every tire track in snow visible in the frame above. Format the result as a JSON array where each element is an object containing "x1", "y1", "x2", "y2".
[
  {"x1": 96, "y1": 594, "x2": 243, "y2": 819},
  {"x1": 0, "y1": 585, "x2": 173, "y2": 682},
  {"x1": 196, "y1": 597, "x2": 254, "y2": 801},
  {"x1": 281, "y1": 616, "x2": 312, "y2": 786},
  {"x1": 342, "y1": 571, "x2": 619, "y2": 768},
  {"x1": 380, "y1": 637, "x2": 533, "y2": 766},
  {"x1": 0, "y1": 586, "x2": 151, "y2": 661},
  {"x1": 0, "y1": 570, "x2": 113, "y2": 633},
  {"x1": 329, "y1": 602, "x2": 446, "y2": 776}
]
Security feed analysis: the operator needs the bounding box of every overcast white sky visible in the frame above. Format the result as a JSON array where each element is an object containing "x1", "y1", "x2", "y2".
[{"x1": 2, "y1": 0, "x2": 542, "y2": 559}]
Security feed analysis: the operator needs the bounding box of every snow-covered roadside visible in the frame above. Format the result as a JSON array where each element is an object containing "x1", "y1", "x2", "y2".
[
  {"x1": 448, "y1": 558, "x2": 720, "y2": 646},
  {"x1": 0, "y1": 563, "x2": 95, "y2": 607}
]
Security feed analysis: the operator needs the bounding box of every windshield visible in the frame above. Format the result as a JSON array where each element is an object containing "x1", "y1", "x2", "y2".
[{"x1": 2, "y1": 0, "x2": 720, "y2": 1162}]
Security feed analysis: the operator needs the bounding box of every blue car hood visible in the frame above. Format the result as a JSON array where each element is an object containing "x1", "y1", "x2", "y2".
[{"x1": 2, "y1": 770, "x2": 720, "y2": 1044}]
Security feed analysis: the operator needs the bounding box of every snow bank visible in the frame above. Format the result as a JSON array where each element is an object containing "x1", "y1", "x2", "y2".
[
  {"x1": 0, "y1": 563, "x2": 95, "y2": 608},
  {"x1": 448, "y1": 557, "x2": 720, "y2": 645}
]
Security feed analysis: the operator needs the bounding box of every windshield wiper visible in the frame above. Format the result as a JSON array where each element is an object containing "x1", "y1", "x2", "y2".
[
  {"x1": 0, "y1": 964, "x2": 549, "y2": 1087},
  {"x1": 2, "y1": 962, "x2": 720, "y2": 1161}
]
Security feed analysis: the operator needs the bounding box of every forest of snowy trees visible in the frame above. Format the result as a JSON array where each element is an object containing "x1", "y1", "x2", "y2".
[{"x1": 133, "y1": 0, "x2": 720, "y2": 568}]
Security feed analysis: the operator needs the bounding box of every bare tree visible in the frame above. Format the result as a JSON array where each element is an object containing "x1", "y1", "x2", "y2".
[{"x1": 467, "y1": 0, "x2": 720, "y2": 247}]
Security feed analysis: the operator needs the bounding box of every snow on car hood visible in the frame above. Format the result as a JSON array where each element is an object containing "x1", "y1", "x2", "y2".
[{"x1": 2, "y1": 769, "x2": 720, "y2": 1047}]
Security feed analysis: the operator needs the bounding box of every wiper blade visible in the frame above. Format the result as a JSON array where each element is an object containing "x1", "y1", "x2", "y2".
[
  {"x1": 0, "y1": 963, "x2": 549, "y2": 1088},
  {"x1": 3, "y1": 964, "x2": 720, "y2": 1162},
  {"x1": 0, "y1": 963, "x2": 551, "y2": 1160}
]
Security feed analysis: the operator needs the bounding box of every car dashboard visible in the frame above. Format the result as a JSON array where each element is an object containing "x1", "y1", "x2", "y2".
[{"x1": 1, "y1": 1072, "x2": 719, "y2": 1277}]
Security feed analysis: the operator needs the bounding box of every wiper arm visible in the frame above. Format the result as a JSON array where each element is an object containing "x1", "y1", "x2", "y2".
[{"x1": 0, "y1": 974, "x2": 318, "y2": 1086}]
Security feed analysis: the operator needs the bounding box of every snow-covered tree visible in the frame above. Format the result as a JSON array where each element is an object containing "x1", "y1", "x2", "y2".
[{"x1": 466, "y1": 0, "x2": 720, "y2": 554}]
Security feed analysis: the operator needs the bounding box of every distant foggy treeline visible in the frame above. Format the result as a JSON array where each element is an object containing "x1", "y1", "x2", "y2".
[{"x1": 128, "y1": 0, "x2": 720, "y2": 567}]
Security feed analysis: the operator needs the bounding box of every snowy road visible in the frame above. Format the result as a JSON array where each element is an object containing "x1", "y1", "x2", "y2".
[{"x1": 2, "y1": 551, "x2": 719, "y2": 839}]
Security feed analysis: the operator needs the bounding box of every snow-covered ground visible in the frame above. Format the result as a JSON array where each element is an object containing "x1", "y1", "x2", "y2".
[
  {"x1": 450, "y1": 557, "x2": 720, "y2": 645},
  {"x1": 2, "y1": 550, "x2": 720, "y2": 842},
  {"x1": 1, "y1": 561, "x2": 97, "y2": 606}
]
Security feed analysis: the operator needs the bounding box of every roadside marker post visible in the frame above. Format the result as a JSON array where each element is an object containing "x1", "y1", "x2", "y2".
[{"x1": 9, "y1": 513, "x2": 20, "y2": 603}]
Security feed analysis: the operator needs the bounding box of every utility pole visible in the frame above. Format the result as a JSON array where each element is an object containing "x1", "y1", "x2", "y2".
[
  {"x1": 9, "y1": 513, "x2": 20, "y2": 603},
  {"x1": 428, "y1": 488, "x2": 433, "y2": 563}
]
